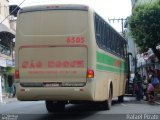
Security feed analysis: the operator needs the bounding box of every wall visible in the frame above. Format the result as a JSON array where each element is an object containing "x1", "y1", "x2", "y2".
[{"x1": 0, "y1": 0, "x2": 10, "y2": 27}]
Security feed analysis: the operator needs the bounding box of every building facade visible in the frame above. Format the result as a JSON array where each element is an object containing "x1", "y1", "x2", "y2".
[
  {"x1": 0, "y1": 0, "x2": 15, "y2": 94},
  {"x1": 124, "y1": 23, "x2": 137, "y2": 74},
  {"x1": 131, "y1": 0, "x2": 160, "y2": 75}
]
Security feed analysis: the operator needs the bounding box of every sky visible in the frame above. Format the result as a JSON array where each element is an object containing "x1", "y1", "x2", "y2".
[{"x1": 9, "y1": 0, "x2": 132, "y2": 32}]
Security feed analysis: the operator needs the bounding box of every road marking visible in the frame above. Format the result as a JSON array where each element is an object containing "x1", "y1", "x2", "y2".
[
  {"x1": 154, "y1": 101, "x2": 160, "y2": 105},
  {"x1": 121, "y1": 103, "x2": 128, "y2": 106}
]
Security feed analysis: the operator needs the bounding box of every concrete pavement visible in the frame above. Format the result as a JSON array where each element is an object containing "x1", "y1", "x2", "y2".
[{"x1": 0, "y1": 94, "x2": 17, "y2": 104}]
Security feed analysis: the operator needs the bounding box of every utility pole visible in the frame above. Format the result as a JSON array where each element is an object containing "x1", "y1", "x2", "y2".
[{"x1": 108, "y1": 18, "x2": 127, "y2": 33}]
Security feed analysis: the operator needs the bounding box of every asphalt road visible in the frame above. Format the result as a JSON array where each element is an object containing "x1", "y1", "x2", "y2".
[{"x1": 0, "y1": 97, "x2": 160, "y2": 120}]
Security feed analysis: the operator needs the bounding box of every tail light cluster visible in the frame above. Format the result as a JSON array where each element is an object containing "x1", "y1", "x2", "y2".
[
  {"x1": 87, "y1": 69, "x2": 94, "y2": 78},
  {"x1": 15, "y1": 69, "x2": 94, "y2": 79},
  {"x1": 15, "y1": 70, "x2": 19, "y2": 79}
]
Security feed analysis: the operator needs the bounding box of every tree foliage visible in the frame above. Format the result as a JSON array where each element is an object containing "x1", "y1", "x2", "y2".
[{"x1": 129, "y1": 0, "x2": 160, "y2": 60}]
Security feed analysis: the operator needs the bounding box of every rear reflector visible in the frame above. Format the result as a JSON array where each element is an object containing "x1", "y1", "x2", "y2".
[
  {"x1": 87, "y1": 69, "x2": 94, "y2": 78},
  {"x1": 15, "y1": 70, "x2": 19, "y2": 79}
]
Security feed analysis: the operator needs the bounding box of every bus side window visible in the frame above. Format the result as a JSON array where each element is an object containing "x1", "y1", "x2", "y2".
[
  {"x1": 108, "y1": 27, "x2": 111, "y2": 50},
  {"x1": 95, "y1": 16, "x2": 101, "y2": 46},
  {"x1": 102, "y1": 22, "x2": 106, "y2": 48},
  {"x1": 106, "y1": 24, "x2": 109, "y2": 50},
  {"x1": 104, "y1": 24, "x2": 107, "y2": 49},
  {"x1": 117, "y1": 37, "x2": 120, "y2": 55}
]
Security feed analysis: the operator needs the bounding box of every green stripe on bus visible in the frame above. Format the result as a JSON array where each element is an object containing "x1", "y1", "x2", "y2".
[
  {"x1": 96, "y1": 51, "x2": 126, "y2": 69},
  {"x1": 97, "y1": 51, "x2": 115, "y2": 66},
  {"x1": 96, "y1": 64, "x2": 121, "y2": 72}
]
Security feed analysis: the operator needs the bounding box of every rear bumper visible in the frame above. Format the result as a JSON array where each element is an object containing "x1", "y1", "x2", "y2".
[{"x1": 16, "y1": 80, "x2": 95, "y2": 101}]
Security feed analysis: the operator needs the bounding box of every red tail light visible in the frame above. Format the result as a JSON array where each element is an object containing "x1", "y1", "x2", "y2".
[
  {"x1": 15, "y1": 70, "x2": 19, "y2": 79},
  {"x1": 87, "y1": 69, "x2": 94, "y2": 78}
]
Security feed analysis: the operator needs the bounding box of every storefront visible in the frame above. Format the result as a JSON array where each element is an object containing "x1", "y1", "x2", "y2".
[
  {"x1": 0, "y1": 56, "x2": 7, "y2": 93},
  {"x1": 0, "y1": 23, "x2": 15, "y2": 95}
]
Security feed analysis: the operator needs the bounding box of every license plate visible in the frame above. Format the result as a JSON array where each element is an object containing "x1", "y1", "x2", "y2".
[{"x1": 44, "y1": 82, "x2": 60, "y2": 87}]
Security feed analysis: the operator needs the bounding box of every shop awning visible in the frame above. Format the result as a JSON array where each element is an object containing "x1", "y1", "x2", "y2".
[
  {"x1": 0, "y1": 23, "x2": 15, "y2": 35},
  {"x1": 0, "y1": 24, "x2": 15, "y2": 48}
]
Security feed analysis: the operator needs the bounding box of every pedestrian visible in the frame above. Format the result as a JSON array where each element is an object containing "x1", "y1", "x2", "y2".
[
  {"x1": 142, "y1": 75, "x2": 148, "y2": 100},
  {"x1": 134, "y1": 72, "x2": 143, "y2": 101},
  {"x1": 147, "y1": 79, "x2": 155, "y2": 104},
  {"x1": 12, "y1": 83, "x2": 16, "y2": 97},
  {"x1": 150, "y1": 70, "x2": 159, "y2": 87},
  {"x1": 7, "y1": 75, "x2": 13, "y2": 98}
]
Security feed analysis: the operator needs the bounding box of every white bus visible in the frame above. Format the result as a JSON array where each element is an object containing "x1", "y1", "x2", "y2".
[{"x1": 15, "y1": 4, "x2": 128, "y2": 112}]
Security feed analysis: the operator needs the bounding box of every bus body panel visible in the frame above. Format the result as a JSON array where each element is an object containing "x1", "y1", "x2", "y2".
[
  {"x1": 15, "y1": 5, "x2": 97, "y2": 101},
  {"x1": 94, "y1": 48, "x2": 127, "y2": 100},
  {"x1": 15, "y1": 4, "x2": 127, "y2": 103},
  {"x1": 19, "y1": 46, "x2": 87, "y2": 84},
  {"x1": 16, "y1": 79, "x2": 95, "y2": 101}
]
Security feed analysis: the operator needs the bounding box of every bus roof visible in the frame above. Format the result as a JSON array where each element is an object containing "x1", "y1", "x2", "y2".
[{"x1": 19, "y1": 4, "x2": 89, "y2": 14}]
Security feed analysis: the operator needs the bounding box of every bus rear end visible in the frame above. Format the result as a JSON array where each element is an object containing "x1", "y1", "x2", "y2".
[{"x1": 15, "y1": 4, "x2": 95, "y2": 104}]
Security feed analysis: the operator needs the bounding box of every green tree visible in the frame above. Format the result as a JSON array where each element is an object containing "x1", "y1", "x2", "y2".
[{"x1": 129, "y1": 0, "x2": 160, "y2": 60}]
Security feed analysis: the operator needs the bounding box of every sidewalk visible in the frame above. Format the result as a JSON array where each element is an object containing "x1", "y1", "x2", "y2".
[
  {"x1": 124, "y1": 94, "x2": 160, "y2": 105},
  {"x1": 155, "y1": 94, "x2": 160, "y2": 104},
  {"x1": 0, "y1": 94, "x2": 17, "y2": 104}
]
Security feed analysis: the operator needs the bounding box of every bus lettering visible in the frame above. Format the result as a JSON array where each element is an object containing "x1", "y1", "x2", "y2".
[
  {"x1": 66, "y1": 37, "x2": 85, "y2": 44},
  {"x1": 22, "y1": 60, "x2": 84, "y2": 69},
  {"x1": 22, "y1": 60, "x2": 43, "y2": 69},
  {"x1": 22, "y1": 61, "x2": 29, "y2": 68},
  {"x1": 28, "y1": 70, "x2": 77, "y2": 74},
  {"x1": 48, "y1": 60, "x2": 84, "y2": 68},
  {"x1": 114, "y1": 60, "x2": 121, "y2": 67},
  {"x1": 63, "y1": 61, "x2": 70, "y2": 68}
]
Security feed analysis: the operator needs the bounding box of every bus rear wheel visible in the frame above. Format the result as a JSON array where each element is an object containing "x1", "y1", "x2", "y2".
[
  {"x1": 100, "y1": 88, "x2": 112, "y2": 110},
  {"x1": 118, "y1": 95, "x2": 124, "y2": 103},
  {"x1": 45, "y1": 101, "x2": 65, "y2": 113},
  {"x1": 106, "y1": 88, "x2": 112, "y2": 110}
]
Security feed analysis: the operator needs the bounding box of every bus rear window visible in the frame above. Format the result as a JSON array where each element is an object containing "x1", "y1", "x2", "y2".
[{"x1": 18, "y1": 10, "x2": 88, "y2": 35}]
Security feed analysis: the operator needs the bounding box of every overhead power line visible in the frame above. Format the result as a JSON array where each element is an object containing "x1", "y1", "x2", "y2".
[{"x1": 0, "y1": 0, "x2": 26, "y2": 24}]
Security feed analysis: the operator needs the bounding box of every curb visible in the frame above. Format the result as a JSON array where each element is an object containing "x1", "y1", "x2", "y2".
[
  {"x1": 0, "y1": 97, "x2": 17, "y2": 104},
  {"x1": 155, "y1": 101, "x2": 160, "y2": 105}
]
